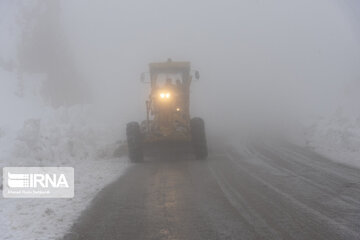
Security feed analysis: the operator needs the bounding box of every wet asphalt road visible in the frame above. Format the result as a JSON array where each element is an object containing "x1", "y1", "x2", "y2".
[{"x1": 64, "y1": 141, "x2": 360, "y2": 240}]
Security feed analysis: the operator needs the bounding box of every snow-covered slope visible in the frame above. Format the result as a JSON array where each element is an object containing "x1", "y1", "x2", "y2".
[
  {"x1": 304, "y1": 93, "x2": 360, "y2": 169},
  {"x1": 0, "y1": 68, "x2": 130, "y2": 240},
  {"x1": 0, "y1": 69, "x2": 130, "y2": 240},
  {"x1": 0, "y1": 2, "x2": 129, "y2": 240}
]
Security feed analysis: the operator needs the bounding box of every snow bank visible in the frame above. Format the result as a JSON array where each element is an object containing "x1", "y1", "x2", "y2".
[
  {"x1": 0, "y1": 2, "x2": 130, "y2": 239},
  {"x1": 304, "y1": 107, "x2": 360, "y2": 169},
  {"x1": 303, "y1": 83, "x2": 360, "y2": 169},
  {"x1": 0, "y1": 69, "x2": 129, "y2": 240},
  {"x1": 0, "y1": 158, "x2": 128, "y2": 240},
  {"x1": 0, "y1": 97, "x2": 129, "y2": 240}
]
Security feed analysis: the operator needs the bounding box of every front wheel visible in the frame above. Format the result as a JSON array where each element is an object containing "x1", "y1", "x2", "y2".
[
  {"x1": 190, "y1": 117, "x2": 208, "y2": 159},
  {"x1": 126, "y1": 122, "x2": 143, "y2": 162}
]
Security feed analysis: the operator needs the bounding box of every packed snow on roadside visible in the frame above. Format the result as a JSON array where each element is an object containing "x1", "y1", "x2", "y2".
[
  {"x1": 0, "y1": 69, "x2": 129, "y2": 240},
  {"x1": 303, "y1": 98, "x2": 360, "y2": 169},
  {"x1": 0, "y1": 2, "x2": 130, "y2": 239},
  {"x1": 0, "y1": 105, "x2": 129, "y2": 240}
]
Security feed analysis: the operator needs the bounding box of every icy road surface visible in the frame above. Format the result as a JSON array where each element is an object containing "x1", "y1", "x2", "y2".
[{"x1": 63, "y1": 141, "x2": 360, "y2": 240}]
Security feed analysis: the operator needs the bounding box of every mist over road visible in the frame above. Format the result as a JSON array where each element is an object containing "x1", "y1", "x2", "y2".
[{"x1": 63, "y1": 139, "x2": 360, "y2": 240}]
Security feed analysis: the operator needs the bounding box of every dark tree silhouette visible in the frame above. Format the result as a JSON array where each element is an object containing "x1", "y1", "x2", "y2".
[{"x1": 18, "y1": 0, "x2": 90, "y2": 107}]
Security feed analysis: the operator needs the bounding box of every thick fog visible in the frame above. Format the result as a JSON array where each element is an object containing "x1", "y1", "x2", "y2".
[
  {"x1": 8, "y1": 0, "x2": 360, "y2": 138},
  {"x1": 2, "y1": 2, "x2": 360, "y2": 239}
]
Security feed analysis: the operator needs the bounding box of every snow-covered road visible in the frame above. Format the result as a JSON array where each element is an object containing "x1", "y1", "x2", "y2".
[{"x1": 62, "y1": 139, "x2": 360, "y2": 240}]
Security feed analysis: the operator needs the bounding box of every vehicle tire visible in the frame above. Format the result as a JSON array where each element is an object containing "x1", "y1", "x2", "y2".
[
  {"x1": 190, "y1": 117, "x2": 208, "y2": 159},
  {"x1": 126, "y1": 122, "x2": 143, "y2": 162}
]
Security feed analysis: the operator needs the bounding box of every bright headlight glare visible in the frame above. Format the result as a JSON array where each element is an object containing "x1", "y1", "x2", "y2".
[{"x1": 159, "y1": 92, "x2": 170, "y2": 99}]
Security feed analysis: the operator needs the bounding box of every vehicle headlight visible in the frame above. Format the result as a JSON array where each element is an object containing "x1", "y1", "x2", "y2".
[{"x1": 159, "y1": 92, "x2": 171, "y2": 99}]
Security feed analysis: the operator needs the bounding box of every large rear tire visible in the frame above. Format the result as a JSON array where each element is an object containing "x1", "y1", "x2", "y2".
[
  {"x1": 126, "y1": 122, "x2": 143, "y2": 162},
  {"x1": 190, "y1": 117, "x2": 208, "y2": 159}
]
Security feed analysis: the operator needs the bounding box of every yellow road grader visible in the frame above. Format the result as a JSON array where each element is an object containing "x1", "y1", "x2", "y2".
[{"x1": 126, "y1": 59, "x2": 208, "y2": 162}]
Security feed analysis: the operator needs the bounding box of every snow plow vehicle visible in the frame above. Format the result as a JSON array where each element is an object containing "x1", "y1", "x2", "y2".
[{"x1": 126, "y1": 59, "x2": 208, "y2": 162}]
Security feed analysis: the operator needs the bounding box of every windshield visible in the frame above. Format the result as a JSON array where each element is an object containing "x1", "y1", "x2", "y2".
[{"x1": 155, "y1": 73, "x2": 183, "y2": 87}]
